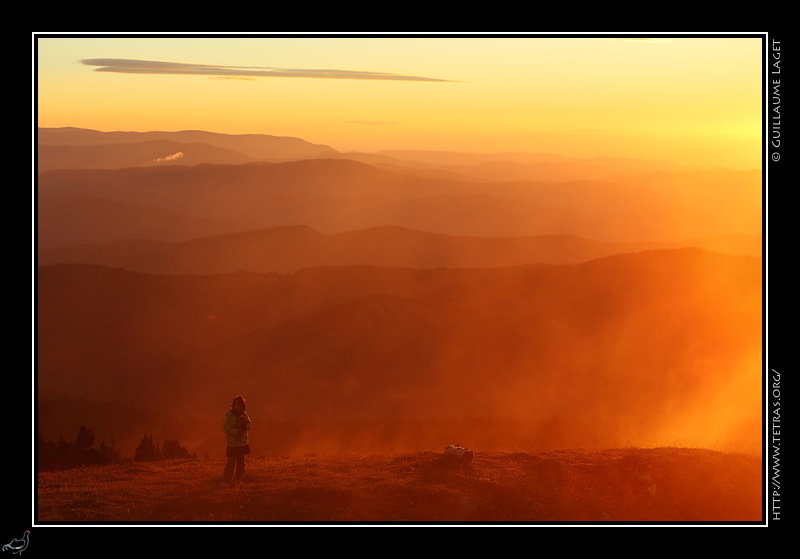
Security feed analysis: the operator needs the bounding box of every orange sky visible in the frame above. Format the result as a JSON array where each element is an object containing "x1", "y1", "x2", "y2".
[{"x1": 36, "y1": 34, "x2": 764, "y2": 169}]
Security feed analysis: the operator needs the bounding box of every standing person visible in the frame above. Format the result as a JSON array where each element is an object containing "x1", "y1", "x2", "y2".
[{"x1": 221, "y1": 395, "x2": 252, "y2": 487}]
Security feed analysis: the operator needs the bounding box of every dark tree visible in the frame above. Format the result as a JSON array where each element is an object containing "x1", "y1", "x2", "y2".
[
  {"x1": 75, "y1": 425, "x2": 95, "y2": 449},
  {"x1": 162, "y1": 439, "x2": 192, "y2": 460},
  {"x1": 134, "y1": 434, "x2": 161, "y2": 461},
  {"x1": 37, "y1": 426, "x2": 112, "y2": 471}
]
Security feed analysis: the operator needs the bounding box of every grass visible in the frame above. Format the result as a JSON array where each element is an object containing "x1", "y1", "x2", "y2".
[{"x1": 36, "y1": 447, "x2": 763, "y2": 524}]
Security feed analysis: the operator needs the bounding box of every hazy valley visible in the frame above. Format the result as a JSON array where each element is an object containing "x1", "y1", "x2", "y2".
[{"x1": 35, "y1": 127, "x2": 764, "y2": 522}]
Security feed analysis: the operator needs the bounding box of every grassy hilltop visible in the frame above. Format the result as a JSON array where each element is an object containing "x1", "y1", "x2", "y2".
[{"x1": 37, "y1": 447, "x2": 762, "y2": 524}]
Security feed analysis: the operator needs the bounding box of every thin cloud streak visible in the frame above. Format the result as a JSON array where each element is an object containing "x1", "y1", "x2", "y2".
[
  {"x1": 81, "y1": 58, "x2": 455, "y2": 82},
  {"x1": 347, "y1": 120, "x2": 398, "y2": 126}
]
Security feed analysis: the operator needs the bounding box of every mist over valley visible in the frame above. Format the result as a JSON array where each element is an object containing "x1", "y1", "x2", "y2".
[{"x1": 36, "y1": 128, "x2": 763, "y2": 467}]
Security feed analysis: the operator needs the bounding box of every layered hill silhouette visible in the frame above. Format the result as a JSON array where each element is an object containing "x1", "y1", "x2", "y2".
[
  {"x1": 37, "y1": 249, "x2": 762, "y2": 459},
  {"x1": 37, "y1": 157, "x2": 760, "y2": 248},
  {"x1": 35, "y1": 127, "x2": 763, "y2": 467},
  {"x1": 37, "y1": 140, "x2": 255, "y2": 171},
  {"x1": 372, "y1": 149, "x2": 697, "y2": 183},
  {"x1": 37, "y1": 224, "x2": 762, "y2": 274},
  {"x1": 37, "y1": 128, "x2": 694, "y2": 179},
  {"x1": 37, "y1": 127, "x2": 337, "y2": 171}
]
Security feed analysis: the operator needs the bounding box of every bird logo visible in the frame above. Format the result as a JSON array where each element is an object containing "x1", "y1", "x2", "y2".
[{"x1": 2, "y1": 531, "x2": 29, "y2": 555}]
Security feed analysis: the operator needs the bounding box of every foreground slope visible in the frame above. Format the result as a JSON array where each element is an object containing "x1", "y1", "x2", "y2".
[{"x1": 36, "y1": 448, "x2": 762, "y2": 523}]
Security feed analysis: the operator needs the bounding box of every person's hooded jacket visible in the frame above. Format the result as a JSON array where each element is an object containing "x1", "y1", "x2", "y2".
[{"x1": 223, "y1": 410, "x2": 252, "y2": 447}]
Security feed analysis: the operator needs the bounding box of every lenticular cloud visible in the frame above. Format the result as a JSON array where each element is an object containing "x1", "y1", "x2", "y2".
[{"x1": 81, "y1": 58, "x2": 454, "y2": 82}]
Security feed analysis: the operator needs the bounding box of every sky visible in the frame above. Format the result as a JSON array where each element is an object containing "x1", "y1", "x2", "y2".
[{"x1": 34, "y1": 33, "x2": 764, "y2": 169}]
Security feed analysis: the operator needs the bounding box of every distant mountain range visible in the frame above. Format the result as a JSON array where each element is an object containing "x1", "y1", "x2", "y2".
[
  {"x1": 37, "y1": 127, "x2": 337, "y2": 170},
  {"x1": 37, "y1": 127, "x2": 760, "y2": 182},
  {"x1": 37, "y1": 151, "x2": 761, "y2": 247},
  {"x1": 37, "y1": 249, "x2": 762, "y2": 455},
  {"x1": 35, "y1": 126, "x2": 764, "y2": 457},
  {"x1": 37, "y1": 224, "x2": 762, "y2": 273}
]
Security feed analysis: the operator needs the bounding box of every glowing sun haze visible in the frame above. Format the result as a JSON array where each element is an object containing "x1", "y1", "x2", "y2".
[{"x1": 36, "y1": 35, "x2": 762, "y2": 169}]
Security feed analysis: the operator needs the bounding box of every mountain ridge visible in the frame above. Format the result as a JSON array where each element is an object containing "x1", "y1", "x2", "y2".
[
  {"x1": 37, "y1": 126, "x2": 338, "y2": 162},
  {"x1": 37, "y1": 223, "x2": 763, "y2": 274},
  {"x1": 37, "y1": 247, "x2": 762, "y2": 457},
  {"x1": 34, "y1": 127, "x2": 764, "y2": 464},
  {"x1": 37, "y1": 157, "x2": 761, "y2": 246},
  {"x1": 37, "y1": 139, "x2": 256, "y2": 171}
]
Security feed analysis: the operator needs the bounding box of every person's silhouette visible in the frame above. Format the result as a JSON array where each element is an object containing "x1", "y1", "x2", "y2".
[{"x1": 221, "y1": 395, "x2": 252, "y2": 487}]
